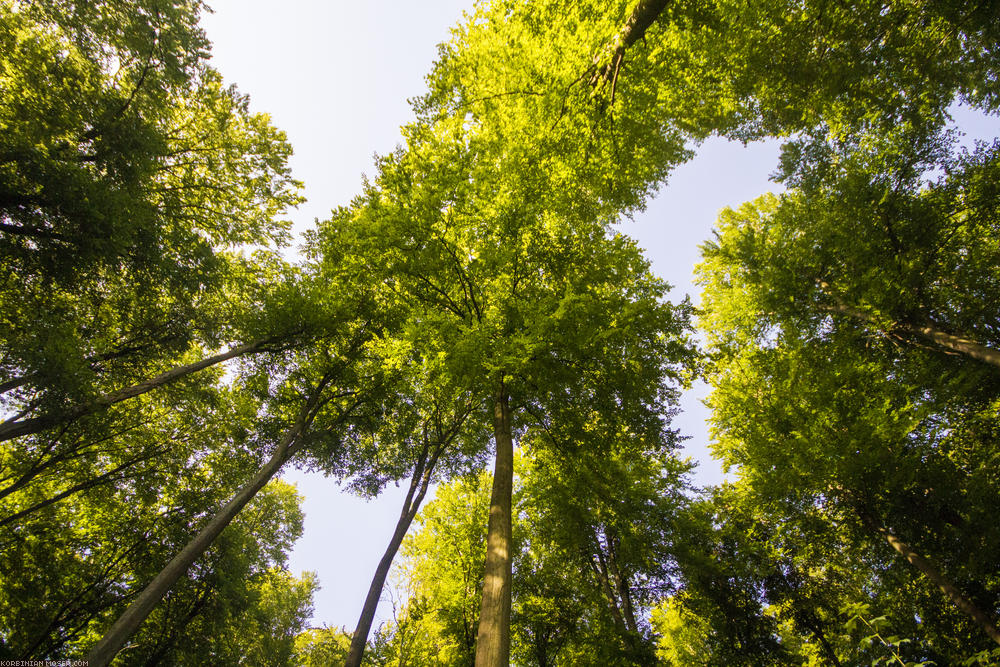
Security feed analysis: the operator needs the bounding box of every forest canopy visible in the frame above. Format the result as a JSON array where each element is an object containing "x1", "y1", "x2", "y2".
[{"x1": 1, "y1": 0, "x2": 998, "y2": 665}]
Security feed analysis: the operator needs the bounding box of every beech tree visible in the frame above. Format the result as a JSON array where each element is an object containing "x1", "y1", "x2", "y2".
[
  {"x1": 382, "y1": 471, "x2": 494, "y2": 666},
  {"x1": 0, "y1": 384, "x2": 316, "y2": 661},
  {"x1": 379, "y1": 433, "x2": 694, "y2": 666},
  {"x1": 320, "y1": 164, "x2": 693, "y2": 663},
  {"x1": 514, "y1": 433, "x2": 692, "y2": 665},
  {"x1": 1, "y1": 0, "x2": 302, "y2": 453},
  {"x1": 697, "y1": 129, "x2": 1000, "y2": 657},
  {"x1": 315, "y1": 6, "x2": 708, "y2": 660},
  {"x1": 339, "y1": 372, "x2": 490, "y2": 667},
  {"x1": 82, "y1": 261, "x2": 402, "y2": 665}
]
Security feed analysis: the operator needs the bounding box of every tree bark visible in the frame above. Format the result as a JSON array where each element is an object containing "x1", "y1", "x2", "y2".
[
  {"x1": 607, "y1": 536, "x2": 638, "y2": 634},
  {"x1": 857, "y1": 508, "x2": 1000, "y2": 646},
  {"x1": 591, "y1": 0, "x2": 670, "y2": 85},
  {"x1": 911, "y1": 323, "x2": 1000, "y2": 369},
  {"x1": 85, "y1": 376, "x2": 330, "y2": 667},
  {"x1": 618, "y1": 0, "x2": 671, "y2": 49},
  {"x1": 587, "y1": 551, "x2": 629, "y2": 635},
  {"x1": 0, "y1": 446, "x2": 167, "y2": 527},
  {"x1": 345, "y1": 440, "x2": 444, "y2": 667},
  {"x1": 819, "y1": 298, "x2": 1000, "y2": 370},
  {"x1": 475, "y1": 392, "x2": 514, "y2": 667},
  {"x1": 0, "y1": 338, "x2": 273, "y2": 443}
]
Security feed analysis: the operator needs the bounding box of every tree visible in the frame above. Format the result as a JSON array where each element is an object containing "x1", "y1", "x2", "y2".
[
  {"x1": 83, "y1": 278, "x2": 393, "y2": 665},
  {"x1": 314, "y1": 33, "x2": 699, "y2": 646},
  {"x1": 515, "y1": 432, "x2": 692, "y2": 665},
  {"x1": 116, "y1": 486, "x2": 318, "y2": 666},
  {"x1": 0, "y1": 374, "x2": 252, "y2": 657},
  {"x1": 702, "y1": 129, "x2": 1000, "y2": 370},
  {"x1": 7, "y1": 0, "x2": 999, "y2": 663},
  {"x1": 341, "y1": 382, "x2": 489, "y2": 667},
  {"x1": 658, "y1": 485, "x2": 859, "y2": 666},
  {"x1": 0, "y1": 392, "x2": 318, "y2": 663},
  {"x1": 382, "y1": 471, "x2": 494, "y2": 666},
  {"x1": 1, "y1": 0, "x2": 302, "y2": 456},
  {"x1": 383, "y1": 436, "x2": 694, "y2": 667},
  {"x1": 696, "y1": 129, "x2": 1000, "y2": 655},
  {"x1": 344, "y1": 3, "x2": 1000, "y2": 652}
]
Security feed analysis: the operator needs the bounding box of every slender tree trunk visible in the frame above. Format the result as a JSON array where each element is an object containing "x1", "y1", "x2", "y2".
[
  {"x1": 345, "y1": 440, "x2": 444, "y2": 667},
  {"x1": 911, "y1": 324, "x2": 1000, "y2": 369},
  {"x1": 608, "y1": 548, "x2": 638, "y2": 633},
  {"x1": 345, "y1": 511, "x2": 415, "y2": 667},
  {"x1": 0, "y1": 338, "x2": 274, "y2": 443},
  {"x1": 475, "y1": 392, "x2": 514, "y2": 667},
  {"x1": 819, "y1": 299, "x2": 1000, "y2": 369},
  {"x1": 0, "y1": 375, "x2": 30, "y2": 395},
  {"x1": 801, "y1": 614, "x2": 842, "y2": 667},
  {"x1": 0, "y1": 447, "x2": 167, "y2": 527},
  {"x1": 618, "y1": 0, "x2": 670, "y2": 49},
  {"x1": 587, "y1": 552, "x2": 629, "y2": 634},
  {"x1": 85, "y1": 378, "x2": 328, "y2": 667},
  {"x1": 858, "y1": 508, "x2": 1000, "y2": 646}
]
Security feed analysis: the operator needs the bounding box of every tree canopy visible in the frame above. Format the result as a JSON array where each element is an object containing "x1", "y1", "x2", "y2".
[{"x1": 2, "y1": 0, "x2": 999, "y2": 665}]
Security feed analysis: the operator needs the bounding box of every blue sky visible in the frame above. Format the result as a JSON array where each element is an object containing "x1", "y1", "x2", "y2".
[{"x1": 199, "y1": 0, "x2": 999, "y2": 632}]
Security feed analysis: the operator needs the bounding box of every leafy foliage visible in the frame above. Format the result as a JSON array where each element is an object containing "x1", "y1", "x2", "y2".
[{"x1": 3, "y1": 0, "x2": 999, "y2": 663}]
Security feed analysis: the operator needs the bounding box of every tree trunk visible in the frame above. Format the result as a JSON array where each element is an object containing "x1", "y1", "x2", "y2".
[
  {"x1": 587, "y1": 551, "x2": 629, "y2": 635},
  {"x1": 801, "y1": 614, "x2": 842, "y2": 667},
  {"x1": 819, "y1": 298, "x2": 1000, "y2": 370},
  {"x1": 345, "y1": 440, "x2": 444, "y2": 667},
  {"x1": 618, "y1": 0, "x2": 670, "y2": 49},
  {"x1": 475, "y1": 392, "x2": 514, "y2": 667},
  {"x1": 858, "y1": 508, "x2": 1000, "y2": 646},
  {"x1": 0, "y1": 338, "x2": 274, "y2": 443},
  {"x1": 608, "y1": 543, "x2": 638, "y2": 634},
  {"x1": 911, "y1": 324, "x2": 1000, "y2": 369},
  {"x1": 85, "y1": 378, "x2": 327, "y2": 667},
  {"x1": 0, "y1": 446, "x2": 167, "y2": 527},
  {"x1": 591, "y1": 0, "x2": 670, "y2": 84}
]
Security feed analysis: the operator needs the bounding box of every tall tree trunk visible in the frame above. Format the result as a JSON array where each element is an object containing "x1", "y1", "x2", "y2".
[
  {"x1": 591, "y1": 0, "x2": 670, "y2": 85},
  {"x1": 617, "y1": 0, "x2": 670, "y2": 49},
  {"x1": 587, "y1": 551, "x2": 629, "y2": 635},
  {"x1": 0, "y1": 338, "x2": 274, "y2": 443},
  {"x1": 819, "y1": 297, "x2": 1000, "y2": 370},
  {"x1": 475, "y1": 392, "x2": 514, "y2": 667},
  {"x1": 800, "y1": 613, "x2": 842, "y2": 667},
  {"x1": 910, "y1": 323, "x2": 1000, "y2": 369},
  {"x1": 607, "y1": 536, "x2": 638, "y2": 634},
  {"x1": 857, "y1": 508, "x2": 1000, "y2": 646},
  {"x1": 345, "y1": 440, "x2": 445, "y2": 667},
  {"x1": 0, "y1": 446, "x2": 167, "y2": 527},
  {"x1": 85, "y1": 376, "x2": 330, "y2": 667}
]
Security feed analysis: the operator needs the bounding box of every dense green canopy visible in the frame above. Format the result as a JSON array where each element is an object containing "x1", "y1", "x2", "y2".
[{"x1": 1, "y1": 0, "x2": 998, "y2": 664}]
